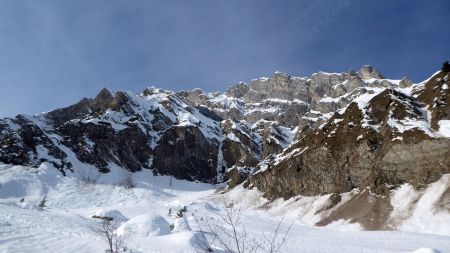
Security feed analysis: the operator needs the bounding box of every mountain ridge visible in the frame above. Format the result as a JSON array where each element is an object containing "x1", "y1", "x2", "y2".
[{"x1": 1, "y1": 65, "x2": 448, "y2": 194}]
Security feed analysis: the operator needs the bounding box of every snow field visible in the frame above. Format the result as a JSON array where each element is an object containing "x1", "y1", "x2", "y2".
[{"x1": 0, "y1": 163, "x2": 449, "y2": 253}]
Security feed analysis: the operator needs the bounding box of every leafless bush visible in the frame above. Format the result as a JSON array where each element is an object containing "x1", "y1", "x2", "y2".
[
  {"x1": 253, "y1": 216, "x2": 292, "y2": 253},
  {"x1": 192, "y1": 215, "x2": 214, "y2": 252},
  {"x1": 192, "y1": 202, "x2": 292, "y2": 253},
  {"x1": 93, "y1": 219, "x2": 129, "y2": 253}
]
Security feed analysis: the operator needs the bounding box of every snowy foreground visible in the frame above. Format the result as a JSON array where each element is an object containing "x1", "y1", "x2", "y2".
[{"x1": 0, "y1": 163, "x2": 449, "y2": 253}]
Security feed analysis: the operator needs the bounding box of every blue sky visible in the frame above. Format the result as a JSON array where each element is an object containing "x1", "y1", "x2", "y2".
[{"x1": 0, "y1": 0, "x2": 449, "y2": 117}]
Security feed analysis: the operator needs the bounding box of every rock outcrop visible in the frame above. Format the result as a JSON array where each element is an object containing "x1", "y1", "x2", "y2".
[
  {"x1": 249, "y1": 71, "x2": 450, "y2": 199},
  {"x1": 152, "y1": 126, "x2": 219, "y2": 182}
]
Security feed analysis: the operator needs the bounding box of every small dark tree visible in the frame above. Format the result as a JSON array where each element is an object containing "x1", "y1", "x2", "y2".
[
  {"x1": 38, "y1": 196, "x2": 47, "y2": 209},
  {"x1": 442, "y1": 61, "x2": 450, "y2": 73}
]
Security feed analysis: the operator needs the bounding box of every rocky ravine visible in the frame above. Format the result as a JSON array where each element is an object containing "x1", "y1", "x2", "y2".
[{"x1": 1, "y1": 65, "x2": 449, "y2": 217}]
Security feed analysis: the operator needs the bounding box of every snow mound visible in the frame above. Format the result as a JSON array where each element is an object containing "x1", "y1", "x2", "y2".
[
  {"x1": 172, "y1": 217, "x2": 191, "y2": 232},
  {"x1": 411, "y1": 248, "x2": 442, "y2": 253},
  {"x1": 0, "y1": 163, "x2": 60, "y2": 209},
  {"x1": 117, "y1": 214, "x2": 171, "y2": 237},
  {"x1": 0, "y1": 173, "x2": 39, "y2": 199},
  {"x1": 395, "y1": 174, "x2": 450, "y2": 235},
  {"x1": 93, "y1": 209, "x2": 128, "y2": 222},
  {"x1": 438, "y1": 120, "x2": 450, "y2": 137}
]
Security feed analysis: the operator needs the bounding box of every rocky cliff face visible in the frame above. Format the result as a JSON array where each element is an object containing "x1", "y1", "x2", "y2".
[
  {"x1": 1, "y1": 66, "x2": 448, "y2": 193},
  {"x1": 249, "y1": 69, "x2": 450, "y2": 199}
]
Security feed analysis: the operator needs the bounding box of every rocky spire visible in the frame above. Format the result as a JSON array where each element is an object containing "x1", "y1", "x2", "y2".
[{"x1": 357, "y1": 65, "x2": 384, "y2": 79}]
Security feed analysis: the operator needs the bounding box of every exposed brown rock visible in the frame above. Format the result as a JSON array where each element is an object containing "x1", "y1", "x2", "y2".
[
  {"x1": 438, "y1": 187, "x2": 450, "y2": 211},
  {"x1": 221, "y1": 139, "x2": 258, "y2": 168},
  {"x1": 0, "y1": 116, "x2": 72, "y2": 173},
  {"x1": 315, "y1": 193, "x2": 342, "y2": 214},
  {"x1": 250, "y1": 88, "x2": 450, "y2": 199},
  {"x1": 153, "y1": 126, "x2": 219, "y2": 183},
  {"x1": 226, "y1": 167, "x2": 250, "y2": 188},
  {"x1": 316, "y1": 190, "x2": 393, "y2": 230},
  {"x1": 58, "y1": 122, "x2": 152, "y2": 173},
  {"x1": 415, "y1": 71, "x2": 450, "y2": 129}
]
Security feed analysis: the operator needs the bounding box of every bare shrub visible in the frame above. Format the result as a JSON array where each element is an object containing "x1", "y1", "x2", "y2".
[
  {"x1": 93, "y1": 219, "x2": 129, "y2": 253},
  {"x1": 253, "y1": 216, "x2": 293, "y2": 253},
  {"x1": 192, "y1": 201, "x2": 292, "y2": 253},
  {"x1": 192, "y1": 215, "x2": 214, "y2": 252}
]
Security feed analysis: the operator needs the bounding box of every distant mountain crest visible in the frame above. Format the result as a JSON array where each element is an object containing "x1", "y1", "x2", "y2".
[{"x1": 0, "y1": 66, "x2": 448, "y2": 194}]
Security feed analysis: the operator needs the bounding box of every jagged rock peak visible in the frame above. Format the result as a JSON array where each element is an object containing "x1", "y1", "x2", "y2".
[
  {"x1": 273, "y1": 71, "x2": 291, "y2": 80},
  {"x1": 358, "y1": 65, "x2": 384, "y2": 79},
  {"x1": 95, "y1": 87, "x2": 114, "y2": 101},
  {"x1": 225, "y1": 82, "x2": 249, "y2": 98},
  {"x1": 191, "y1": 88, "x2": 204, "y2": 94}
]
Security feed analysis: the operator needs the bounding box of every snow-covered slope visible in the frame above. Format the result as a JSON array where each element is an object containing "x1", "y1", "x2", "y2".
[{"x1": 0, "y1": 163, "x2": 449, "y2": 253}]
